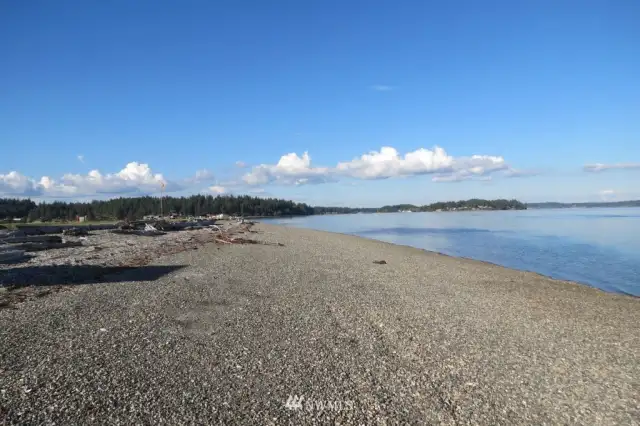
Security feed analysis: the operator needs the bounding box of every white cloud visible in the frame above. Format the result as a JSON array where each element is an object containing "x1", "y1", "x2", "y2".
[
  {"x1": 336, "y1": 147, "x2": 507, "y2": 180},
  {"x1": 337, "y1": 146, "x2": 454, "y2": 179},
  {"x1": 0, "y1": 162, "x2": 177, "y2": 198},
  {"x1": 0, "y1": 171, "x2": 42, "y2": 195},
  {"x1": 584, "y1": 162, "x2": 640, "y2": 172},
  {"x1": 243, "y1": 152, "x2": 330, "y2": 185},
  {"x1": 371, "y1": 85, "x2": 393, "y2": 91},
  {"x1": 209, "y1": 185, "x2": 226, "y2": 194},
  {"x1": 77, "y1": 154, "x2": 85, "y2": 163},
  {"x1": 184, "y1": 169, "x2": 214, "y2": 184},
  {"x1": 432, "y1": 173, "x2": 469, "y2": 183},
  {"x1": 243, "y1": 146, "x2": 510, "y2": 186},
  {"x1": 502, "y1": 168, "x2": 540, "y2": 178},
  {"x1": 235, "y1": 161, "x2": 247, "y2": 168}
]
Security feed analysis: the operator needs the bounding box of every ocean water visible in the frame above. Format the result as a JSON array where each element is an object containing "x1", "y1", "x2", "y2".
[{"x1": 267, "y1": 208, "x2": 640, "y2": 296}]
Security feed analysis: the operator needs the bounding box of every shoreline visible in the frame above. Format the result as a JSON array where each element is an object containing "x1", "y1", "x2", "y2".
[
  {"x1": 266, "y1": 223, "x2": 637, "y2": 300},
  {"x1": 266, "y1": 220, "x2": 639, "y2": 298},
  {"x1": 1, "y1": 222, "x2": 638, "y2": 423}
]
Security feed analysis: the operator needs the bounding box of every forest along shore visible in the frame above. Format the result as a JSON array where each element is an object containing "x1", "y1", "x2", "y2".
[{"x1": 0, "y1": 223, "x2": 638, "y2": 424}]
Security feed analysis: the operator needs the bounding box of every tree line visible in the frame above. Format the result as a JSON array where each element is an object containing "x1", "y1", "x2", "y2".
[
  {"x1": 0, "y1": 195, "x2": 316, "y2": 222},
  {"x1": 0, "y1": 196, "x2": 527, "y2": 223}
]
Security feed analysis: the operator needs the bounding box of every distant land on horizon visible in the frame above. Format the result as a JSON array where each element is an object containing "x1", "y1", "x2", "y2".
[
  {"x1": 527, "y1": 200, "x2": 640, "y2": 209},
  {"x1": 1, "y1": 197, "x2": 639, "y2": 224}
]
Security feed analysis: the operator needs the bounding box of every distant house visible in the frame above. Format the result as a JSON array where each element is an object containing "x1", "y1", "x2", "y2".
[{"x1": 77, "y1": 216, "x2": 87, "y2": 222}]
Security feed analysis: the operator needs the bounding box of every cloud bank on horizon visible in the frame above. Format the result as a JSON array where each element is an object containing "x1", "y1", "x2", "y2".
[{"x1": 0, "y1": 145, "x2": 637, "y2": 199}]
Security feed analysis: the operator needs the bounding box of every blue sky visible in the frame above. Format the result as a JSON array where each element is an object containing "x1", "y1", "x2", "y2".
[{"x1": 1, "y1": 0, "x2": 638, "y2": 206}]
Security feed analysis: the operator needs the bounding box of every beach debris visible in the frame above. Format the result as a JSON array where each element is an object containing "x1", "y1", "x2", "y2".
[
  {"x1": 14, "y1": 224, "x2": 118, "y2": 235},
  {"x1": 2, "y1": 241, "x2": 84, "y2": 252},
  {"x1": 111, "y1": 229, "x2": 165, "y2": 237},
  {"x1": 0, "y1": 249, "x2": 28, "y2": 264},
  {"x1": 63, "y1": 227, "x2": 90, "y2": 237},
  {"x1": 0, "y1": 235, "x2": 63, "y2": 244},
  {"x1": 373, "y1": 260, "x2": 387, "y2": 265},
  {"x1": 0, "y1": 220, "x2": 275, "y2": 308}
]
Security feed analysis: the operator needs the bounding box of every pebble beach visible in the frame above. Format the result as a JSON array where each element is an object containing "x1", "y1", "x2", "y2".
[{"x1": 1, "y1": 222, "x2": 638, "y2": 424}]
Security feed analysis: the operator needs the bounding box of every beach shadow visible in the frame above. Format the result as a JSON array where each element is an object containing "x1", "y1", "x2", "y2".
[{"x1": 0, "y1": 264, "x2": 186, "y2": 288}]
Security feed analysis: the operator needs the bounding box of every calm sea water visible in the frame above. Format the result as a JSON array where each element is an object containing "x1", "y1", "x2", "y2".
[{"x1": 267, "y1": 208, "x2": 640, "y2": 296}]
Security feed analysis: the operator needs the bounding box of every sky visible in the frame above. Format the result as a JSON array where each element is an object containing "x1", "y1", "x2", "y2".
[{"x1": 1, "y1": 0, "x2": 638, "y2": 206}]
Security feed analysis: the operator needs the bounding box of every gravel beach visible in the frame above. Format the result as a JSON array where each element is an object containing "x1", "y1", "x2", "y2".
[{"x1": 1, "y1": 222, "x2": 638, "y2": 424}]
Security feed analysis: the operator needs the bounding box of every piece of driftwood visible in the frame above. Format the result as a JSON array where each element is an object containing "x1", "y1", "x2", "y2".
[
  {"x1": 111, "y1": 229, "x2": 166, "y2": 237},
  {"x1": 153, "y1": 220, "x2": 218, "y2": 231},
  {"x1": 62, "y1": 228, "x2": 89, "y2": 236},
  {"x1": 0, "y1": 249, "x2": 27, "y2": 263},
  {"x1": 0, "y1": 235, "x2": 63, "y2": 244},
  {"x1": 4, "y1": 241, "x2": 84, "y2": 252},
  {"x1": 14, "y1": 224, "x2": 118, "y2": 235},
  {"x1": 0, "y1": 230, "x2": 26, "y2": 239}
]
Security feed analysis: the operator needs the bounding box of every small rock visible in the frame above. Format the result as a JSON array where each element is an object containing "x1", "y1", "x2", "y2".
[{"x1": 373, "y1": 260, "x2": 387, "y2": 265}]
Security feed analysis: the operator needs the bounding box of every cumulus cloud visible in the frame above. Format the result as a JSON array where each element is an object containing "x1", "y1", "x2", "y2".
[
  {"x1": 584, "y1": 162, "x2": 640, "y2": 172},
  {"x1": 0, "y1": 171, "x2": 43, "y2": 195},
  {"x1": 336, "y1": 147, "x2": 507, "y2": 180},
  {"x1": 336, "y1": 147, "x2": 453, "y2": 179},
  {"x1": 0, "y1": 162, "x2": 178, "y2": 198},
  {"x1": 209, "y1": 185, "x2": 226, "y2": 194},
  {"x1": 243, "y1": 152, "x2": 330, "y2": 185},
  {"x1": 243, "y1": 146, "x2": 511, "y2": 186},
  {"x1": 235, "y1": 161, "x2": 247, "y2": 168}
]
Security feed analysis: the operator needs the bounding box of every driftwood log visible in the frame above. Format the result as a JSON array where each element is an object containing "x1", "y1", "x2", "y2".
[
  {"x1": 111, "y1": 229, "x2": 166, "y2": 237},
  {"x1": 14, "y1": 224, "x2": 118, "y2": 235},
  {"x1": 0, "y1": 235, "x2": 63, "y2": 244},
  {"x1": 0, "y1": 249, "x2": 27, "y2": 263},
  {"x1": 3, "y1": 241, "x2": 83, "y2": 252}
]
